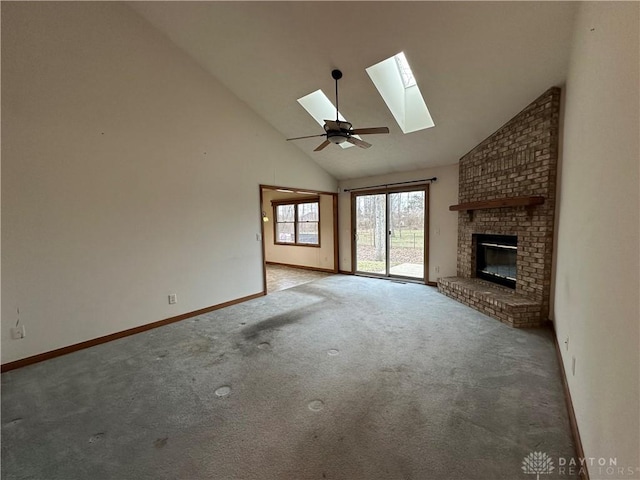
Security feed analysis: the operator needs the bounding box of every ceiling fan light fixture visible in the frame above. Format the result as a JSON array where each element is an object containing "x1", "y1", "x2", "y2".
[
  {"x1": 328, "y1": 134, "x2": 348, "y2": 145},
  {"x1": 296, "y1": 90, "x2": 355, "y2": 149}
]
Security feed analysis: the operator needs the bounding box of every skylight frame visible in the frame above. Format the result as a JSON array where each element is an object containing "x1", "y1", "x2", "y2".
[
  {"x1": 395, "y1": 52, "x2": 417, "y2": 88},
  {"x1": 366, "y1": 51, "x2": 435, "y2": 134}
]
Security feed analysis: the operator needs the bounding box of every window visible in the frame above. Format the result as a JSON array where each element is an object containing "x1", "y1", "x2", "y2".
[{"x1": 273, "y1": 198, "x2": 320, "y2": 246}]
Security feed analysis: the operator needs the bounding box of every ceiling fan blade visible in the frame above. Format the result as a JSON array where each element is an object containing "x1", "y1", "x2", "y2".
[
  {"x1": 286, "y1": 133, "x2": 327, "y2": 141},
  {"x1": 347, "y1": 137, "x2": 372, "y2": 149},
  {"x1": 314, "y1": 139, "x2": 331, "y2": 151},
  {"x1": 350, "y1": 127, "x2": 390, "y2": 135}
]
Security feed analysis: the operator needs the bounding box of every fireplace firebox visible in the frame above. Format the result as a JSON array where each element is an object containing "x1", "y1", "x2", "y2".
[{"x1": 475, "y1": 234, "x2": 517, "y2": 289}]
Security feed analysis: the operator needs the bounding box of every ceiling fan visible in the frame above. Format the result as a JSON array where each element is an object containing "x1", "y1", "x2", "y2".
[{"x1": 286, "y1": 69, "x2": 390, "y2": 151}]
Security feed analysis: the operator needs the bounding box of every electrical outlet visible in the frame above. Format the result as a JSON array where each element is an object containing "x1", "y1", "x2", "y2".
[
  {"x1": 565, "y1": 336, "x2": 569, "y2": 351},
  {"x1": 256, "y1": 233, "x2": 262, "y2": 241},
  {"x1": 435, "y1": 266, "x2": 440, "y2": 273},
  {"x1": 571, "y1": 356, "x2": 576, "y2": 376},
  {"x1": 168, "y1": 294, "x2": 177, "y2": 305},
  {"x1": 11, "y1": 325, "x2": 26, "y2": 340}
]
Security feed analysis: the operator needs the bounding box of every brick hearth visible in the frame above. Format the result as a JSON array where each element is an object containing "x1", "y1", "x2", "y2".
[{"x1": 439, "y1": 87, "x2": 560, "y2": 327}]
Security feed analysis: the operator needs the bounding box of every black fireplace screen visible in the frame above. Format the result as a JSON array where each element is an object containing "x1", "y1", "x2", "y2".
[{"x1": 475, "y1": 234, "x2": 517, "y2": 289}]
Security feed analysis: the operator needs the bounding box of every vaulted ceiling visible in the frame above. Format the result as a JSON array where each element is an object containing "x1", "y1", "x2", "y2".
[{"x1": 129, "y1": 2, "x2": 578, "y2": 181}]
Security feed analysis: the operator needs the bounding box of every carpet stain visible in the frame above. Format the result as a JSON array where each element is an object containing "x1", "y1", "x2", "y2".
[
  {"x1": 380, "y1": 364, "x2": 409, "y2": 374},
  {"x1": 307, "y1": 400, "x2": 325, "y2": 411},
  {"x1": 241, "y1": 292, "x2": 333, "y2": 341},
  {"x1": 154, "y1": 437, "x2": 168, "y2": 448},
  {"x1": 207, "y1": 353, "x2": 226, "y2": 366},
  {"x1": 241, "y1": 309, "x2": 307, "y2": 340},
  {"x1": 89, "y1": 433, "x2": 105, "y2": 444},
  {"x1": 327, "y1": 349, "x2": 339, "y2": 356},
  {"x1": 4, "y1": 418, "x2": 23, "y2": 427},
  {"x1": 257, "y1": 342, "x2": 271, "y2": 350},
  {"x1": 215, "y1": 385, "x2": 232, "y2": 397},
  {"x1": 187, "y1": 338, "x2": 212, "y2": 354}
]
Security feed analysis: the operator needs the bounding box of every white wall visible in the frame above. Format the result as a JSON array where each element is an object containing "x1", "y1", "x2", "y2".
[
  {"x1": 554, "y1": 1, "x2": 639, "y2": 474},
  {"x1": 338, "y1": 164, "x2": 459, "y2": 281},
  {"x1": 1, "y1": 2, "x2": 336, "y2": 364},
  {"x1": 262, "y1": 190, "x2": 335, "y2": 271}
]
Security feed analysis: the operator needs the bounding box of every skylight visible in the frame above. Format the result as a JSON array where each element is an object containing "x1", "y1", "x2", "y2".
[
  {"x1": 366, "y1": 52, "x2": 434, "y2": 134},
  {"x1": 297, "y1": 90, "x2": 356, "y2": 149},
  {"x1": 395, "y1": 52, "x2": 417, "y2": 88}
]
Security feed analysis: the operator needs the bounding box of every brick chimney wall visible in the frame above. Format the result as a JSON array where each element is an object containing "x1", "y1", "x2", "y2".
[{"x1": 455, "y1": 87, "x2": 561, "y2": 321}]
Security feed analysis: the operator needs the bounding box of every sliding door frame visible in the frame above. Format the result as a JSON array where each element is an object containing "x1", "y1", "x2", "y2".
[{"x1": 350, "y1": 183, "x2": 430, "y2": 284}]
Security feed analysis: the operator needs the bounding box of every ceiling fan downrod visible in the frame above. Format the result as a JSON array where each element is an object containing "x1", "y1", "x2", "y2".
[{"x1": 331, "y1": 69, "x2": 342, "y2": 122}]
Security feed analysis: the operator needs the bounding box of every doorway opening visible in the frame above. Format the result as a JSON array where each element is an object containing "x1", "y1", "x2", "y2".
[
  {"x1": 260, "y1": 185, "x2": 339, "y2": 294},
  {"x1": 351, "y1": 185, "x2": 428, "y2": 282}
]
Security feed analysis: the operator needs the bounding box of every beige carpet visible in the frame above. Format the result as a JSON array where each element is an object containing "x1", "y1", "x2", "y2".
[{"x1": 1, "y1": 274, "x2": 577, "y2": 479}]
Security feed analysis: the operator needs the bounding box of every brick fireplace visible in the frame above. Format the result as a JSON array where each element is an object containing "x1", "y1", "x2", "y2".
[{"x1": 438, "y1": 87, "x2": 560, "y2": 327}]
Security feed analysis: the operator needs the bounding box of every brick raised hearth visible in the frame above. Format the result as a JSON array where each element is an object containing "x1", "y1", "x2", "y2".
[
  {"x1": 438, "y1": 277, "x2": 543, "y2": 327},
  {"x1": 439, "y1": 87, "x2": 560, "y2": 327}
]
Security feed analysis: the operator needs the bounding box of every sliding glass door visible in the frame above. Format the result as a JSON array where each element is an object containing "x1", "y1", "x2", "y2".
[
  {"x1": 355, "y1": 193, "x2": 387, "y2": 275},
  {"x1": 353, "y1": 187, "x2": 427, "y2": 281},
  {"x1": 389, "y1": 190, "x2": 425, "y2": 279}
]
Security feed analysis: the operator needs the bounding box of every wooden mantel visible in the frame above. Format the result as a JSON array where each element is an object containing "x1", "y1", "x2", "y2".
[{"x1": 449, "y1": 196, "x2": 545, "y2": 219}]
